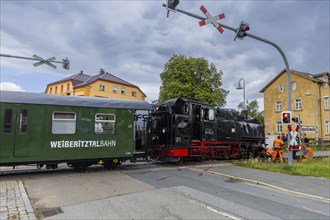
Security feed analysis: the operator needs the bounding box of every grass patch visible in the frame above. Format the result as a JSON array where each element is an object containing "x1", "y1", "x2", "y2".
[{"x1": 233, "y1": 157, "x2": 330, "y2": 179}]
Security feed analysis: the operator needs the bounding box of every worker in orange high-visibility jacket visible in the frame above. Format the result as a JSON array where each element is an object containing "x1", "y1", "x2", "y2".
[
  {"x1": 272, "y1": 135, "x2": 284, "y2": 162},
  {"x1": 302, "y1": 147, "x2": 314, "y2": 159},
  {"x1": 262, "y1": 147, "x2": 274, "y2": 159}
]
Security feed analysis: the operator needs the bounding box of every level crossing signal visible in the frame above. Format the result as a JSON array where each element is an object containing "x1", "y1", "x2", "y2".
[
  {"x1": 166, "y1": 0, "x2": 180, "y2": 17},
  {"x1": 198, "y1": 5, "x2": 225, "y2": 34},
  {"x1": 281, "y1": 111, "x2": 292, "y2": 124},
  {"x1": 234, "y1": 21, "x2": 250, "y2": 41},
  {"x1": 292, "y1": 116, "x2": 301, "y2": 123},
  {"x1": 166, "y1": 0, "x2": 179, "y2": 11},
  {"x1": 62, "y1": 58, "x2": 70, "y2": 70}
]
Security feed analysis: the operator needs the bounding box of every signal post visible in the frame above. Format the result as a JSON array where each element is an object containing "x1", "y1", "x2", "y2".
[{"x1": 164, "y1": 0, "x2": 294, "y2": 165}]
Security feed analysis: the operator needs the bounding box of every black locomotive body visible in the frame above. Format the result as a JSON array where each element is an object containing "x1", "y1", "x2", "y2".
[{"x1": 147, "y1": 98, "x2": 265, "y2": 163}]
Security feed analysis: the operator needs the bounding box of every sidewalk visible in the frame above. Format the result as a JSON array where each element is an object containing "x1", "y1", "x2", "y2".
[{"x1": 0, "y1": 180, "x2": 36, "y2": 220}]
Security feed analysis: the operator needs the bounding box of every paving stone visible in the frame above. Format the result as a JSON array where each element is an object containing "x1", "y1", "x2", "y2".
[
  {"x1": 0, "y1": 212, "x2": 8, "y2": 219},
  {"x1": 0, "y1": 181, "x2": 37, "y2": 220}
]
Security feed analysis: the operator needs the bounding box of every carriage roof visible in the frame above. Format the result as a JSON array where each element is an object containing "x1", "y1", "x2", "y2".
[{"x1": 0, "y1": 91, "x2": 152, "y2": 110}]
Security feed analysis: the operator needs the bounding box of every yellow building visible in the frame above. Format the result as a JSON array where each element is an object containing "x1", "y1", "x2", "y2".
[
  {"x1": 45, "y1": 69, "x2": 146, "y2": 101},
  {"x1": 260, "y1": 69, "x2": 329, "y2": 141}
]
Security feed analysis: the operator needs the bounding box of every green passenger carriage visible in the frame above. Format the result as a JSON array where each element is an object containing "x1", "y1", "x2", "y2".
[{"x1": 0, "y1": 91, "x2": 151, "y2": 170}]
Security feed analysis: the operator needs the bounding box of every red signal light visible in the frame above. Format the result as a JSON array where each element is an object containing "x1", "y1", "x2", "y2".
[{"x1": 281, "y1": 111, "x2": 292, "y2": 124}]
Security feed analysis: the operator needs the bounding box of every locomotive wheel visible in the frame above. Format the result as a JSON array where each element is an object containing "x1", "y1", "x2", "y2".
[{"x1": 176, "y1": 157, "x2": 184, "y2": 165}]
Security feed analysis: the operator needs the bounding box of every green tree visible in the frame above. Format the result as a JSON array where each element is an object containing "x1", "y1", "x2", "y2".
[
  {"x1": 158, "y1": 55, "x2": 229, "y2": 106},
  {"x1": 238, "y1": 100, "x2": 264, "y2": 124}
]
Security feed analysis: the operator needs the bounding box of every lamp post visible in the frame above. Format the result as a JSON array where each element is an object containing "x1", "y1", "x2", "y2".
[{"x1": 236, "y1": 78, "x2": 245, "y2": 108}]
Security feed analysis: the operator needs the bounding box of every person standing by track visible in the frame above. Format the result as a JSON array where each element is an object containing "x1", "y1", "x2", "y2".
[{"x1": 272, "y1": 135, "x2": 284, "y2": 162}]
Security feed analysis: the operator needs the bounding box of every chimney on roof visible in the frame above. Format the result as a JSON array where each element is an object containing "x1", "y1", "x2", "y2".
[
  {"x1": 80, "y1": 71, "x2": 83, "y2": 74},
  {"x1": 99, "y1": 69, "x2": 105, "y2": 75}
]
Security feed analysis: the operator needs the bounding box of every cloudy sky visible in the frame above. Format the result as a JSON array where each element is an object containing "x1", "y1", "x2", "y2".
[{"x1": 1, "y1": 0, "x2": 329, "y2": 110}]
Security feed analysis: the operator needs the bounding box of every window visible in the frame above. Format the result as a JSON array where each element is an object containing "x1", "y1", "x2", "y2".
[
  {"x1": 99, "y1": 85, "x2": 105, "y2": 91},
  {"x1": 275, "y1": 100, "x2": 282, "y2": 112},
  {"x1": 95, "y1": 113, "x2": 115, "y2": 134},
  {"x1": 291, "y1": 82, "x2": 296, "y2": 91},
  {"x1": 3, "y1": 109, "x2": 12, "y2": 133},
  {"x1": 324, "y1": 97, "x2": 329, "y2": 110},
  {"x1": 279, "y1": 84, "x2": 284, "y2": 93},
  {"x1": 67, "y1": 83, "x2": 70, "y2": 92},
  {"x1": 208, "y1": 109, "x2": 215, "y2": 120},
  {"x1": 19, "y1": 110, "x2": 28, "y2": 133},
  {"x1": 121, "y1": 88, "x2": 126, "y2": 95},
  {"x1": 52, "y1": 112, "x2": 76, "y2": 134},
  {"x1": 325, "y1": 120, "x2": 330, "y2": 135},
  {"x1": 61, "y1": 85, "x2": 64, "y2": 93},
  {"x1": 202, "y1": 108, "x2": 214, "y2": 121},
  {"x1": 113, "y1": 86, "x2": 117, "y2": 93},
  {"x1": 132, "y1": 91, "x2": 137, "y2": 97},
  {"x1": 276, "y1": 121, "x2": 282, "y2": 133},
  {"x1": 50, "y1": 88, "x2": 53, "y2": 94},
  {"x1": 55, "y1": 86, "x2": 58, "y2": 94},
  {"x1": 294, "y1": 98, "x2": 302, "y2": 110}
]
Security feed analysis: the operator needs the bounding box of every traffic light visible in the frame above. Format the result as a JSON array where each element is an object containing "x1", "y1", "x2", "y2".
[
  {"x1": 292, "y1": 116, "x2": 301, "y2": 123},
  {"x1": 281, "y1": 111, "x2": 292, "y2": 124},
  {"x1": 62, "y1": 58, "x2": 70, "y2": 70},
  {"x1": 166, "y1": 0, "x2": 180, "y2": 11},
  {"x1": 234, "y1": 21, "x2": 250, "y2": 41}
]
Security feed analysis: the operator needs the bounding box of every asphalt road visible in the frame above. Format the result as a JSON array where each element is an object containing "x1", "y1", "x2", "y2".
[{"x1": 1, "y1": 161, "x2": 329, "y2": 219}]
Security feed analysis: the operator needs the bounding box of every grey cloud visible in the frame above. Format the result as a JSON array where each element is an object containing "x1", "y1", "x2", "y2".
[{"x1": 1, "y1": 0, "x2": 329, "y2": 110}]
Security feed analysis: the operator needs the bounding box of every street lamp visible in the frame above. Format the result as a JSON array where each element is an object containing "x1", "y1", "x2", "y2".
[{"x1": 236, "y1": 78, "x2": 246, "y2": 108}]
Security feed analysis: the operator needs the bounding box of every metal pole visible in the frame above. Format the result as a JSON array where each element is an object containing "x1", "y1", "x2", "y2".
[
  {"x1": 164, "y1": 4, "x2": 293, "y2": 165},
  {"x1": 245, "y1": 33, "x2": 293, "y2": 165},
  {"x1": 0, "y1": 54, "x2": 65, "y2": 64},
  {"x1": 243, "y1": 78, "x2": 246, "y2": 108}
]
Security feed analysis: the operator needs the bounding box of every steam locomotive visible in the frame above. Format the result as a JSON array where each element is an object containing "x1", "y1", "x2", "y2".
[{"x1": 147, "y1": 98, "x2": 265, "y2": 163}]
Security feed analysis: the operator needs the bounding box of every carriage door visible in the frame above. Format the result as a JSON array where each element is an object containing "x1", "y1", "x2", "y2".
[
  {"x1": 1, "y1": 108, "x2": 15, "y2": 159},
  {"x1": 1, "y1": 107, "x2": 36, "y2": 158}
]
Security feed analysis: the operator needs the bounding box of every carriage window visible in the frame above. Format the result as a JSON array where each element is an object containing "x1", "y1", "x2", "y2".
[
  {"x1": 52, "y1": 112, "x2": 76, "y2": 134},
  {"x1": 19, "y1": 109, "x2": 28, "y2": 133},
  {"x1": 95, "y1": 113, "x2": 115, "y2": 134},
  {"x1": 3, "y1": 109, "x2": 12, "y2": 133}
]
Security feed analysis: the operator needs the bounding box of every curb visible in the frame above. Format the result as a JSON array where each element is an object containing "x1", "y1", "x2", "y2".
[
  {"x1": 207, "y1": 170, "x2": 330, "y2": 203},
  {"x1": 18, "y1": 181, "x2": 36, "y2": 219}
]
